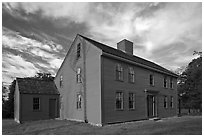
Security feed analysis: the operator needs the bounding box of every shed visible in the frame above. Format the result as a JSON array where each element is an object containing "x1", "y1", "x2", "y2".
[{"x1": 14, "y1": 78, "x2": 60, "y2": 123}]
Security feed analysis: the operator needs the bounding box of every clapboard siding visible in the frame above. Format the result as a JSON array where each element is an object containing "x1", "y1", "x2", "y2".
[{"x1": 101, "y1": 55, "x2": 177, "y2": 124}]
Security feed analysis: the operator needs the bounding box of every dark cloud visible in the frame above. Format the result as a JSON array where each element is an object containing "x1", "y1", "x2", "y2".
[{"x1": 3, "y1": 3, "x2": 88, "y2": 51}]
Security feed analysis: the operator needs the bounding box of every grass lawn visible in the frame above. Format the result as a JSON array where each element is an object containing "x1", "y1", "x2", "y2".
[{"x1": 2, "y1": 115, "x2": 202, "y2": 135}]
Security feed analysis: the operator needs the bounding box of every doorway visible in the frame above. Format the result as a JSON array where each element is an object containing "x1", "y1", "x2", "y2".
[
  {"x1": 49, "y1": 99, "x2": 57, "y2": 119},
  {"x1": 147, "y1": 95, "x2": 157, "y2": 118}
]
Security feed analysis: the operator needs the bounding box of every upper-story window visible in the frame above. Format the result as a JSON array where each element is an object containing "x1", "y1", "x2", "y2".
[
  {"x1": 76, "y1": 68, "x2": 82, "y2": 83},
  {"x1": 116, "y1": 92, "x2": 124, "y2": 110},
  {"x1": 128, "y1": 67, "x2": 135, "y2": 83},
  {"x1": 77, "y1": 43, "x2": 81, "y2": 59},
  {"x1": 60, "y1": 75, "x2": 63, "y2": 88},
  {"x1": 149, "y1": 74, "x2": 154, "y2": 86},
  {"x1": 129, "y1": 93, "x2": 135, "y2": 110},
  {"x1": 163, "y1": 76, "x2": 168, "y2": 88},
  {"x1": 116, "y1": 64, "x2": 124, "y2": 81},
  {"x1": 170, "y1": 77, "x2": 173, "y2": 89}
]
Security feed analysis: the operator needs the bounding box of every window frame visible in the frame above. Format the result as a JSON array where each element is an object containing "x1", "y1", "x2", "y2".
[
  {"x1": 76, "y1": 93, "x2": 82, "y2": 110},
  {"x1": 164, "y1": 96, "x2": 168, "y2": 108},
  {"x1": 170, "y1": 77, "x2": 173, "y2": 89},
  {"x1": 128, "y1": 67, "x2": 135, "y2": 83},
  {"x1": 60, "y1": 75, "x2": 63, "y2": 88},
  {"x1": 170, "y1": 96, "x2": 173, "y2": 108},
  {"x1": 116, "y1": 64, "x2": 124, "y2": 81},
  {"x1": 149, "y1": 74, "x2": 154, "y2": 86},
  {"x1": 129, "y1": 93, "x2": 135, "y2": 110},
  {"x1": 77, "y1": 43, "x2": 81, "y2": 59},
  {"x1": 163, "y1": 76, "x2": 168, "y2": 88},
  {"x1": 115, "y1": 91, "x2": 124, "y2": 110},
  {"x1": 33, "y1": 97, "x2": 40, "y2": 111},
  {"x1": 76, "y1": 68, "x2": 82, "y2": 83}
]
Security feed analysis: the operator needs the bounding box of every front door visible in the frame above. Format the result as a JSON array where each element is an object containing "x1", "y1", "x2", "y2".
[
  {"x1": 49, "y1": 99, "x2": 56, "y2": 119},
  {"x1": 147, "y1": 95, "x2": 156, "y2": 118}
]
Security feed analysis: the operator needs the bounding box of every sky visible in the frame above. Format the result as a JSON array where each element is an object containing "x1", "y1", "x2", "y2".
[{"x1": 2, "y1": 2, "x2": 202, "y2": 85}]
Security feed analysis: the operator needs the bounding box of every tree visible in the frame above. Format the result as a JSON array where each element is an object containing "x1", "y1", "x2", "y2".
[
  {"x1": 2, "y1": 80, "x2": 16, "y2": 118},
  {"x1": 178, "y1": 52, "x2": 202, "y2": 112},
  {"x1": 33, "y1": 72, "x2": 54, "y2": 81}
]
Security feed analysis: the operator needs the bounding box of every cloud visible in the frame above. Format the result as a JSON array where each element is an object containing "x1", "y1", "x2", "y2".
[
  {"x1": 2, "y1": 27, "x2": 65, "y2": 83},
  {"x1": 7, "y1": 2, "x2": 90, "y2": 23},
  {"x1": 2, "y1": 53, "x2": 39, "y2": 83},
  {"x1": 2, "y1": 2, "x2": 202, "y2": 84}
]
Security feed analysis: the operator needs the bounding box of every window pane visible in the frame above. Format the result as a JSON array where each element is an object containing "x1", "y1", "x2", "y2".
[
  {"x1": 116, "y1": 92, "x2": 123, "y2": 110},
  {"x1": 33, "y1": 98, "x2": 40, "y2": 110}
]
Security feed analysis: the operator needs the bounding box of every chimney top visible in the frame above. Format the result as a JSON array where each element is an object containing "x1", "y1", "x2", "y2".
[{"x1": 117, "y1": 39, "x2": 133, "y2": 55}]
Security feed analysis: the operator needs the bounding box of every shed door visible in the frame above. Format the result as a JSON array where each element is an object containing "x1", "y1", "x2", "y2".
[{"x1": 49, "y1": 99, "x2": 56, "y2": 119}]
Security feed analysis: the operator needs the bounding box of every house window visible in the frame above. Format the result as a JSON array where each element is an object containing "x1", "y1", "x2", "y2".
[
  {"x1": 170, "y1": 96, "x2": 173, "y2": 108},
  {"x1": 150, "y1": 74, "x2": 154, "y2": 86},
  {"x1": 163, "y1": 76, "x2": 167, "y2": 88},
  {"x1": 129, "y1": 93, "x2": 135, "y2": 110},
  {"x1": 116, "y1": 92, "x2": 123, "y2": 110},
  {"x1": 76, "y1": 68, "x2": 82, "y2": 83},
  {"x1": 76, "y1": 93, "x2": 82, "y2": 109},
  {"x1": 170, "y1": 77, "x2": 173, "y2": 89},
  {"x1": 116, "y1": 64, "x2": 123, "y2": 81},
  {"x1": 77, "y1": 43, "x2": 81, "y2": 58},
  {"x1": 129, "y1": 67, "x2": 135, "y2": 83},
  {"x1": 33, "y1": 97, "x2": 40, "y2": 110},
  {"x1": 60, "y1": 75, "x2": 63, "y2": 88},
  {"x1": 164, "y1": 96, "x2": 168, "y2": 108}
]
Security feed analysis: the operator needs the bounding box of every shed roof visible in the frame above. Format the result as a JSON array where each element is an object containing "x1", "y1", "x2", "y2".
[
  {"x1": 16, "y1": 78, "x2": 59, "y2": 95},
  {"x1": 79, "y1": 34, "x2": 178, "y2": 77}
]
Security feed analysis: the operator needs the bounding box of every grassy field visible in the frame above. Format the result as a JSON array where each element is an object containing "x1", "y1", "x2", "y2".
[{"x1": 2, "y1": 115, "x2": 202, "y2": 135}]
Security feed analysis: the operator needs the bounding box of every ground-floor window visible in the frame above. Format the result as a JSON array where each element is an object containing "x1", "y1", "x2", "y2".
[
  {"x1": 33, "y1": 97, "x2": 40, "y2": 110},
  {"x1": 164, "y1": 96, "x2": 168, "y2": 108},
  {"x1": 76, "y1": 93, "x2": 82, "y2": 109},
  {"x1": 116, "y1": 92, "x2": 123, "y2": 110},
  {"x1": 129, "y1": 93, "x2": 135, "y2": 110},
  {"x1": 170, "y1": 96, "x2": 173, "y2": 108}
]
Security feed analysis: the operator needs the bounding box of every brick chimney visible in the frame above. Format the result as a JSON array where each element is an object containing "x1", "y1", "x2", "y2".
[{"x1": 117, "y1": 39, "x2": 133, "y2": 55}]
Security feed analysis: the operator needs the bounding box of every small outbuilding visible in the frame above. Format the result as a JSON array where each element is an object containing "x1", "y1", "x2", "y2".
[{"x1": 14, "y1": 78, "x2": 60, "y2": 123}]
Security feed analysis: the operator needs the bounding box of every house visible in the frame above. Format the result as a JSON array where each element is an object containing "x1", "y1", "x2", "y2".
[
  {"x1": 54, "y1": 34, "x2": 178, "y2": 126},
  {"x1": 14, "y1": 78, "x2": 60, "y2": 123}
]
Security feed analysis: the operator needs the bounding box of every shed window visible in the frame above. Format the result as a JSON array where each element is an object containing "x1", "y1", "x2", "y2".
[
  {"x1": 116, "y1": 92, "x2": 123, "y2": 110},
  {"x1": 77, "y1": 43, "x2": 81, "y2": 58},
  {"x1": 60, "y1": 75, "x2": 63, "y2": 88},
  {"x1": 33, "y1": 98, "x2": 40, "y2": 110},
  {"x1": 129, "y1": 93, "x2": 135, "y2": 109},
  {"x1": 164, "y1": 96, "x2": 168, "y2": 108},
  {"x1": 76, "y1": 93, "x2": 82, "y2": 109},
  {"x1": 129, "y1": 67, "x2": 135, "y2": 83},
  {"x1": 76, "y1": 68, "x2": 82, "y2": 83},
  {"x1": 150, "y1": 74, "x2": 154, "y2": 86},
  {"x1": 170, "y1": 77, "x2": 173, "y2": 89},
  {"x1": 163, "y1": 76, "x2": 167, "y2": 88},
  {"x1": 116, "y1": 64, "x2": 123, "y2": 81}
]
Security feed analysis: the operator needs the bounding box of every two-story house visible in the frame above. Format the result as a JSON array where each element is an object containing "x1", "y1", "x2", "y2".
[{"x1": 54, "y1": 34, "x2": 178, "y2": 126}]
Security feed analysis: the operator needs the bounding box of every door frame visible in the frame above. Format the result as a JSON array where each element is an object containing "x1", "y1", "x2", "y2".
[
  {"x1": 147, "y1": 95, "x2": 157, "y2": 118},
  {"x1": 49, "y1": 98, "x2": 57, "y2": 119}
]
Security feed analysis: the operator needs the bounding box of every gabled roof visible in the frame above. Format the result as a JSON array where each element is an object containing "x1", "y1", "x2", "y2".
[
  {"x1": 16, "y1": 78, "x2": 59, "y2": 95},
  {"x1": 79, "y1": 34, "x2": 178, "y2": 77}
]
